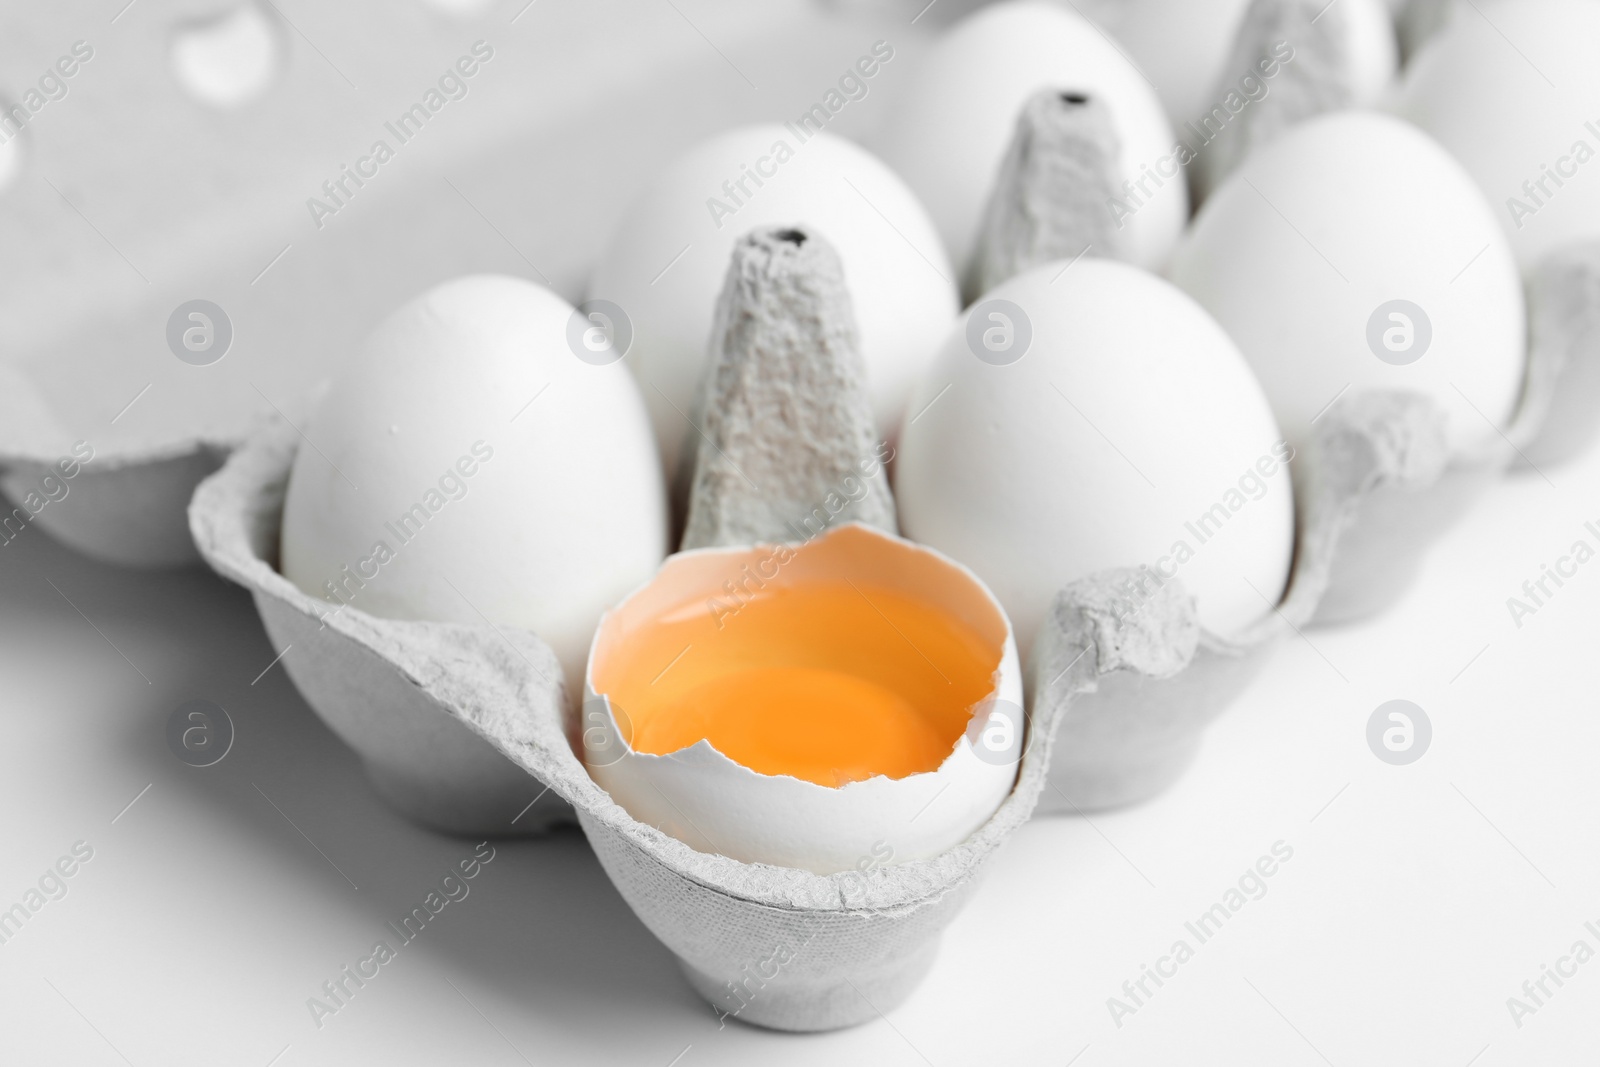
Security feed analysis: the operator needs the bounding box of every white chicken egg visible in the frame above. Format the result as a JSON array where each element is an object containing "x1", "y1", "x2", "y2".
[
  {"x1": 581, "y1": 523, "x2": 1023, "y2": 876},
  {"x1": 896, "y1": 258, "x2": 1295, "y2": 655},
  {"x1": 588, "y1": 124, "x2": 957, "y2": 485},
  {"x1": 875, "y1": 0, "x2": 1187, "y2": 279},
  {"x1": 1393, "y1": 0, "x2": 1600, "y2": 270},
  {"x1": 280, "y1": 275, "x2": 669, "y2": 699},
  {"x1": 1169, "y1": 111, "x2": 1526, "y2": 456}
]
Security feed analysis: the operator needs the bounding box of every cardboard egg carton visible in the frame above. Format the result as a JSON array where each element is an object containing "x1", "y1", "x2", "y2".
[
  {"x1": 0, "y1": 0, "x2": 921, "y2": 566},
  {"x1": 176, "y1": 2, "x2": 1599, "y2": 1026},
  {"x1": 190, "y1": 225, "x2": 1071, "y2": 1030},
  {"x1": 187, "y1": 205, "x2": 1583, "y2": 1026}
]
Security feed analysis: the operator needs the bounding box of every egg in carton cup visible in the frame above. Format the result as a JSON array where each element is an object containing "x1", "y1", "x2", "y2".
[{"x1": 190, "y1": 226, "x2": 1078, "y2": 1030}]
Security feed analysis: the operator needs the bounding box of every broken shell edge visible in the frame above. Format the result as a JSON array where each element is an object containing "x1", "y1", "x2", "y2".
[{"x1": 581, "y1": 522, "x2": 1025, "y2": 875}]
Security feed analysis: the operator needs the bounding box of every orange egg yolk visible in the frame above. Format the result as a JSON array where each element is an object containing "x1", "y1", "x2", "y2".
[{"x1": 596, "y1": 581, "x2": 998, "y2": 787}]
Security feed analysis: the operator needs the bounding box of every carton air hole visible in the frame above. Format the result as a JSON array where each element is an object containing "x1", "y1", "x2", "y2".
[{"x1": 171, "y1": 2, "x2": 284, "y2": 108}]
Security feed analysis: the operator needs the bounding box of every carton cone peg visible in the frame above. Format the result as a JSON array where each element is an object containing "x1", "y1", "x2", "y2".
[
  {"x1": 681, "y1": 226, "x2": 897, "y2": 550},
  {"x1": 967, "y1": 88, "x2": 1127, "y2": 300},
  {"x1": 1195, "y1": 0, "x2": 1384, "y2": 200}
]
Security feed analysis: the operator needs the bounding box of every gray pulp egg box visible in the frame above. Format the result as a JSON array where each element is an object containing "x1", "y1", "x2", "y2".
[{"x1": 186, "y1": 212, "x2": 1559, "y2": 1030}]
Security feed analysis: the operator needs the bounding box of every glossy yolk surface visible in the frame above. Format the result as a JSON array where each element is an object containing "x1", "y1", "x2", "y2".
[{"x1": 597, "y1": 580, "x2": 998, "y2": 787}]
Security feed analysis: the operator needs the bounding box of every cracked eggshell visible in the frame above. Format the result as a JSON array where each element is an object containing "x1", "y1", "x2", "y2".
[
  {"x1": 581, "y1": 524, "x2": 1022, "y2": 876},
  {"x1": 1169, "y1": 111, "x2": 1525, "y2": 456},
  {"x1": 1393, "y1": 0, "x2": 1600, "y2": 270},
  {"x1": 588, "y1": 125, "x2": 957, "y2": 483},
  {"x1": 876, "y1": 0, "x2": 1187, "y2": 277},
  {"x1": 896, "y1": 258, "x2": 1295, "y2": 658},
  {"x1": 279, "y1": 275, "x2": 668, "y2": 701}
]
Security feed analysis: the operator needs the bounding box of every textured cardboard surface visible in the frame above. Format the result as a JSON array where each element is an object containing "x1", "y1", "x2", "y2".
[
  {"x1": 680, "y1": 228, "x2": 896, "y2": 550},
  {"x1": 1, "y1": 446, "x2": 226, "y2": 568},
  {"x1": 966, "y1": 88, "x2": 1128, "y2": 299}
]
